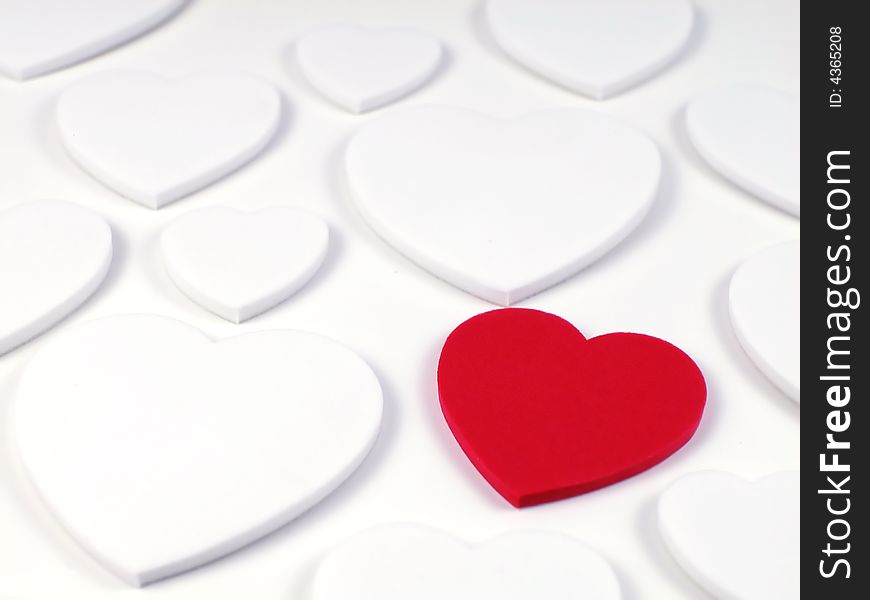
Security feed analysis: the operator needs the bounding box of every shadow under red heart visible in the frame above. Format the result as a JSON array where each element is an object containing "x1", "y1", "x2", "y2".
[{"x1": 437, "y1": 308, "x2": 706, "y2": 507}]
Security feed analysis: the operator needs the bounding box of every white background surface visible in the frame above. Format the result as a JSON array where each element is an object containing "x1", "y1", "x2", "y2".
[{"x1": 0, "y1": 1, "x2": 799, "y2": 598}]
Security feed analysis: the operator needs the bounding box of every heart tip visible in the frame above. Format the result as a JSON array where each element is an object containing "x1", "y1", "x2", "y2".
[
  {"x1": 116, "y1": 569, "x2": 147, "y2": 588},
  {"x1": 489, "y1": 290, "x2": 514, "y2": 306},
  {"x1": 503, "y1": 491, "x2": 539, "y2": 509}
]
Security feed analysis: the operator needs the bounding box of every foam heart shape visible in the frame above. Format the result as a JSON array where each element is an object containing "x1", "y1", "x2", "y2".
[
  {"x1": 345, "y1": 106, "x2": 659, "y2": 304},
  {"x1": 0, "y1": 0, "x2": 184, "y2": 80},
  {"x1": 160, "y1": 206, "x2": 328, "y2": 323},
  {"x1": 14, "y1": 315, "x2": 382, "y2": 585},
  {"x1": 729, "y1": 240, "x2": 800, "y2": 402},
  {"x1": 297, "y1": 25, "x2": 442, "y2": 113},
  {"x1": 437, "y1": 308, "x2": 706, "y2": 507},
  {"x1": 56, "y1": 71, "x2": 281, "y2": 208},
  {"x1": 313, "y1": 524, "x2": 621, "y2": 600},
  {"x1": 658, "y1": 471, "x2": 799, "y2": 599},
  {"x1": 486, "y1": 0, "x2": 693, "y2": 99},
  {"x1": 0, "y1": 200, "x2": 112, "y2": 356},
  {"x1": 687, "y1": 85, "x2": 800, "y2": 216}
]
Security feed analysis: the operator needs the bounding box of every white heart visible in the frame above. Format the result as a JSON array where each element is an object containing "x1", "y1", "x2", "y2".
[
  {"x1": 56, "y1": 71, "x2": 282, "y2": 209},
  {"x1": 658, "y1": 471, "x2": 799, "y2": 600},
  {"x1": 729, "y1": 240, "x2": 800, "y2": 402},
  {"x1": 345, "y1": 106, "x2": 660, "y2": 305},
  {"x1": 687, "y1": 85, "x2": 800, "y2": 216},
  {"x1": 486, "y1": 0, "x2": 693, "y2": 99},
  {"x1": 14, "y1": 316, "x2": 383, "y2": 586},
  {"x1": 313, "y1": 525, "x2": 621, "y2": 600},
  {"x1": 297, "y1": 25, "x2": 442, "y2": 113},
  {"x1": 0, "y1": 200, "x2": 112, "y2": 356},
  {"x1": 160, "y1": 207, "x2": 329, "y2": 323},
  {"x1": 0, "y1": 0, "x2": 184, "y2": 80}
]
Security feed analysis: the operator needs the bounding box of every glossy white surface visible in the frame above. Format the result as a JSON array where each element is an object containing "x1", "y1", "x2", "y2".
[
  {"x1": 314, "y1": 524, "x2": 621, "y2": 600},
  {"x1": 0, "y1": 0, "x2": 184, "y2": 80},
  {"x1": 346, "y1": 106, "x2": 659, "y2": 305},
  {"x1": 0, "y1": 200, "x2": 112, "y2": 355},
  {"x1": 14, "y1": 316, "x2": 383, "y2": 586},
  {"x1": 56, "y1": 71, "x2": 281, "y2": 208},
  {"x1": 658, "y1": 471, "x2": 799, "y2": 600},
  {"x1": 486, "y1": 0, "x2": 693, "y2": 99},
  {"x1": 687, "y1": 85, "x2": 800, "y2": 216},
  {"x1": 729, "y1": 240, "x2": 800, "y2": 401},
  {"x1": 161, "y1": 206, "x2": 329, "y2": 322},
  {"x1": 297, "y1": 25, "x2": 442, "y2": 113}
]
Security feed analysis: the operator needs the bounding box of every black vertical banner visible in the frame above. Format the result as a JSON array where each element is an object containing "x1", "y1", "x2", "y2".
[{"x1": 803, "y1": 2, "x2": 867, "y2": 597}]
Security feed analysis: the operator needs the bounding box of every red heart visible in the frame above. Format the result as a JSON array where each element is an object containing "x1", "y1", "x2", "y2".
[{"x1": 437, "y1": 308, "x2": 706, "y2": 507}]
